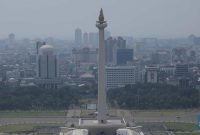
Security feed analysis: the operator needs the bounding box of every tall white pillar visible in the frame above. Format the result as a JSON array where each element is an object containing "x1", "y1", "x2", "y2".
[{"x1": 96, "y1": 9, "x2": 107, "y2": 123}]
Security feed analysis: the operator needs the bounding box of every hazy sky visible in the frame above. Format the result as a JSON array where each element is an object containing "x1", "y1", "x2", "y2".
[{"x1": 0, "y1": 0, "x2": 200, "y2": 39}]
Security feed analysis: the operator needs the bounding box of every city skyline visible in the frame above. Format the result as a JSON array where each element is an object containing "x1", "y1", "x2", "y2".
[
  {"x1": 0, "y1": 0, "x2": 200, "y2": 39},
  {"x1": 0, "y1": 7, "x2": 199, "y2": 135}
]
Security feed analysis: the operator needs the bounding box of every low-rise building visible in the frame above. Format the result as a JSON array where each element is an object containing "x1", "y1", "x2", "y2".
[{"x1": 145, "y1": 66, "x2": 159, "y2": 83}]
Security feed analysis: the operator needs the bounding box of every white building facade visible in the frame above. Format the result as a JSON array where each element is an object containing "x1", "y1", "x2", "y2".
[
  {"x1": 145, "y1": 66, "x2": 159, "y2": 83},
  {"x1": 106, "y1": 66, "x2": 138, "y2": 89}
]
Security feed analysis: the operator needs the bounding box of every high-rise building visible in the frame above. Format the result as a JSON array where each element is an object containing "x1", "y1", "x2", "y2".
[
  {"x1": 83, "y1": 32, "x2": 89, "y2": 45},
  {"x1": 36, "y1": 45, "x2": 60, "y2": 89},
  {"x1": 75, "y1": 28, "x2": 82, "y2": 45},
  {"x1": 36, "y1": 41, "x2": 46, "y2": 54},
  {"x1": 88, "y1": 32, "x2": 99, "y2": 46},
  {"x1": 104, "y1": 30, "x2": 111, "y2": 40},
  {"x1": 123, "y1": 36, "x2": 134, "y2": 47},
  {"x1": 106, "y1": 66, "x2": 137, "y2": 89},
  {"x1": 172, "y1": 48, "x2": 187, "y2": 64},
  {"x1": 37, "y1": 45, "x2": 58, "y2": 78},
  {"x1": 8, "y1": 33, "x2": 16, "y2": 46},
  {"x1": 135, "y1": 41, "x2": 146, "y2": 57},
  {"x1": 151, "y1": 50, "x2": 171, "y2": 64},
  {"x1": 117, "y1": 37, "x2": 126, "y2": 48},
  {"x1": 116, "y1": 48, "x2": 133, "y2": 65},
  {"x1": 105, "y1": 37, "x2": 126, "y2": 65},
  {"x1": 8, "y1": 33, "x2": 15, "y2": 42},
  {"x1": 72, "y1": 47, "x2": 98, "y2": 64},
  {"x1": 105, "y1": 37, "x2": 115, "y2": 64}
]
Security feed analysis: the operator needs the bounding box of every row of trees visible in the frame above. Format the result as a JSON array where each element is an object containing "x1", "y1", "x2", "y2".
[
  {"x1": 0, "y1": 86, "x2": 80, "y2": 110},
  {"x1": 0, "y1": 83, "x2": 199, "y2": 110},
  {"x1": 107, "y1": 83, "x2": 199, "y2": 109}
]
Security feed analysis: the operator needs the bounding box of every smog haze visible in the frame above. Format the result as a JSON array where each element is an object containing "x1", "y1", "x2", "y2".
[{"x1": 0, "y1": 0, "x2": 200, "y2": 38}]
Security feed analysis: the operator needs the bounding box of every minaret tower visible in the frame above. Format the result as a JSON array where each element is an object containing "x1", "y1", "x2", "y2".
[{"x1": 96, "y1": 8, "x2": 108, "y2": 123}]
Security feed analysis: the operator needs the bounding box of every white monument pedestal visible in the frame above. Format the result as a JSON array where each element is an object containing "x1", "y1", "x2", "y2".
[{"x1": 78, "y1": 118, "x2": 126, "y2": 135}]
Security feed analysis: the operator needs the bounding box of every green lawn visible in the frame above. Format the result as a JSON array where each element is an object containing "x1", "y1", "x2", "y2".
[
  {"x1": 0, "y1": 124, "x2": 63, "y2": 133},
  {"x1": 130, "y1": 109, "x2": 196, "y2": 117},
  {"x1": 0, "y1": 124, "x2": 37, "y2": 133},
  {"x1": 0, "y1": 122, "x2": 198, "y2": 134},
  {"x1": 175, "y1": 133, "x2": 200, "y2": 135},
  {"x1": 138, "y1": 122, "x2": 197, "y2": 132},
  {"x1": 165, "y1": 122, "x2": 197, "y2": 131},
  {"x1": 0, "y1": 111, "x2": 66, "y2": 118},
  {"x1": 0, "y1": 109, "x2": 197, "y2": 118}
]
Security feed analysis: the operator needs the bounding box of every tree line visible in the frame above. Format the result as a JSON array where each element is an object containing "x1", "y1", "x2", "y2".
[
  {"x1": 107, "y1": 83, "x2": 199, "y2": 109},
  {"x1": 0, "y1": 83, "x2": 199, "y2": 110},
  {"x1": 0, "y1": 86, "x2": 80, "y2": 110}
]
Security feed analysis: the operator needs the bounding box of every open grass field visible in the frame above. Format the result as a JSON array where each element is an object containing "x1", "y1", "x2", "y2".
[
  {"x1": 0, "y1": 123, "x2": 63, "y2": 133},
  {"x1": 139, "y1": 122, "x2": 199, "y2": 135},
  {"x1": 164, "y1": 122, "x2": 197, "y2": 131},
  {"x1": 129, "y1": 109, "x2": 198, "y2": 117},
  {"x1": 108, "y1": 109, "x2": 199, "y2": 118},
  {"x1": 0, "y1": 124, "x2": 35, "y2": 133},
  {"x1": 138, "y1": 122, "x2": 197, "y2": 131},
  {"x1": 0, "y1": 109, "x2": 198, "y2": 118},
  {"x1": 175, "y1": 133, "x2": 200, "y2": 135},
  {"x1": 0, "y1": 121, "x2": 198, "y2": 134},
  {"x1": 0, "y1": 111, "x2": 66, "y2": 118}
]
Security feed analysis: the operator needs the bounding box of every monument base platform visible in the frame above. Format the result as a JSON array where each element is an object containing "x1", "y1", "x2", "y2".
[{"x1": 78, "y1": 118, "x2": 126, "y2": 135}]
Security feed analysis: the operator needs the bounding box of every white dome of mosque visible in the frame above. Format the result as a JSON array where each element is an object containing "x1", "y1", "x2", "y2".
[
  {"x1": 39, "y1": 45, "x2": 54, "y2": 55},
  {"x1": 8, "y1": 78, "x2": 17, "y2": 83}
]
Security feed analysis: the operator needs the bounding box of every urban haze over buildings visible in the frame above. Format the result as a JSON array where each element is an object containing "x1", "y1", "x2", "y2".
[
  {"x1": 0, "y1": 1, "x2": 200, "y2": 134},
  {"x1": 0, "y1": 0, "x2": 200, "y2": 38}
]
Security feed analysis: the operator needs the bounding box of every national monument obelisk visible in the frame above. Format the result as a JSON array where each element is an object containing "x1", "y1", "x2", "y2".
[
  {"x1": 60, "y1": 9, "x2": 144, "y2": 135},
  {"x1": 96, "y1": 8, "x2": 107, "y2": 124}
]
